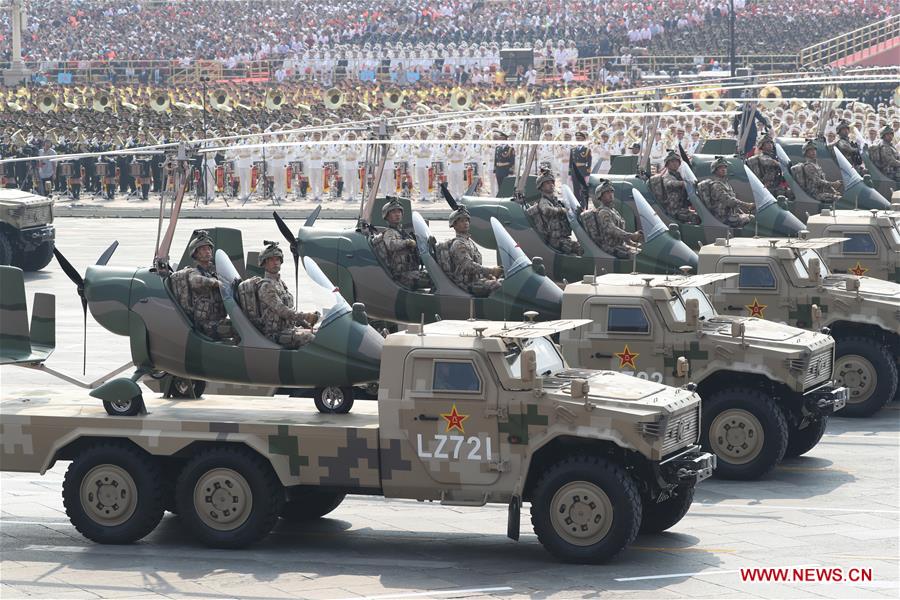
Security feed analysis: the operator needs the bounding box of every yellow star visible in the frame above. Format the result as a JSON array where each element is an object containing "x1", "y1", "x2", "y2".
[
  {"x1": 441, "y1": 404, "x2": 469, "y2": 434},
  {"x1": 616, "y1": 345, "x2": 640, "y2": 370},
  {"x1": 746, "y1": 298, "x2": 767, "y2": 318},
  {"x1": 849, "y1": 262, "x2": 868, "y2": 277}
]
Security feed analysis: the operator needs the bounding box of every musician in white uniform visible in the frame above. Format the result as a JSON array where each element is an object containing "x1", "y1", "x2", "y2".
[
  {"x1": 414, "y1": 129, "x2": 432, "y2": 201},
  {"x1": 307, "y1": 130, "x2": 324, "y2": 200},
  {"x1": 342, "y1": 131, "x2": 361, "y2": 202},
  {"x1": 446, "y1": 131, "x2": 466, "y2": 199},
  {"x1": 235, "y1": 135, "x2": 253, "y2": 202}
]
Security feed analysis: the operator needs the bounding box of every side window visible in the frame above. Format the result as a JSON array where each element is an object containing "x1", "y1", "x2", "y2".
[
  {"x1": 607, "y1": 306, "x2": 650, "y2": 334},
  {"x1": 841, "y1": 233, "x2": 877, "y2": 254},
  {"x1": 738, "y1": 265, "x2": 776, "y2": 289},
  {"x1": 433, "y1": 361, "x2": 481, "y2": 393}
]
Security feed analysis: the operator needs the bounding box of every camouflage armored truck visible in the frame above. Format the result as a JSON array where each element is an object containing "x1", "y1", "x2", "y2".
[
  {"x1": 805, "y1": 206, "x2": 900, "y2": 283},
  {"x1": 698, "y1": 236, "x2": 900, "y2": 417},
  {"x1": 558, "y1": 273, "x2": 846, "y2": 480},
  {"x1": 0, "y1": 188, "x2": 55, "y2": 270},
  {"x1": 0, "y1": 318, "x2": 714, "y2": 564}
]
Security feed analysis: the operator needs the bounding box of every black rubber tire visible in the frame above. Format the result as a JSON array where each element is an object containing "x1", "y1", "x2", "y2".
[
  {"x1": 169, "y1": 376, "x2": 207, "y2": 399},
  {"x1": 18, "y1": 241, "x2": 54, "y2": 271},
  {"x1": 280, "y1": 490, "x2": 346, "y2": 522},
  {"x1": 784, "y1": 416, "x2": 829, "y2": 458},
  {"x1": 314, "y1": 386, "x2": 354, "y2": 414},
  {"x1": 175, "y1": 446, "x2": 283, "y2": 548},
  {"x1": 0, "y1": 234, "x2": 14, "y2": 266},
  {"x1": 530, "y1": 456, "x2": 641, "y2": 564},
  {"x1": 833, "y1": 337, "x2": 897, "y2": 418},
  {"x1": 62, "y1": 442, "x2": 164, "y2": 544},
  {"x1": 639, "y1": 485, "x2": 695, "y2": 534},
  {"x1": 103, "y1": 395, "x2": 145, "y2": 417},
  {"x1": 701, "y1": 387, "x2": 788, "y2": 480}
]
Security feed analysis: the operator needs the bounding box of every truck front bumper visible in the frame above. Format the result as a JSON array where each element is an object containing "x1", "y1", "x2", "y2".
[
  {"x1": 19, "y1": 225, "x2": 55, "y2": 251},
  {"x1": 803, "y1": 384, "x2": 848, "y2": 416},
  {"x1": 660, "y1": 445, "x2": 717, "y2": 485}
]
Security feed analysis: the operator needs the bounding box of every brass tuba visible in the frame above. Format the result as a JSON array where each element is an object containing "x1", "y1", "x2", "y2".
[
  {"x1": 265, "y1": 89, "x2": 285, "y2": 111},
  {"x1": 449, "y1": 89, "x2": 472, "y2": 110},
  {"x1": 210, "y1": 88, "x2": 232, "y2": 111},
  {"x1": 383, "y1": 87, "x2": 403, "y2": 110},
  {"x1": 323, "y1": 87, "x2": 344, "y2": 109},
  {"x1": 149, "y1": 90, "x2": 170, "y2": 112},
  {"x1": 694, "y1": 88, "x2": 720, "y2": 111},
  {"x1": 820, "y1": 85, "x2": 844, "y2": 101},
  {"x1": 509, "y1": 88, "x2": 532, "y2": 105},
  {"x1": 92, "y1": 92, "x2": 113, "y2": 112},
  {"x1": 759, "y1": 85, "x2": 782, "y2": 109},
  {"x1": 37, "y1": 92, "x2": 57, "y2": 113}
]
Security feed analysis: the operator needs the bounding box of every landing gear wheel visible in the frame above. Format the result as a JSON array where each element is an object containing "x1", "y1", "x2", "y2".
[
  {"x1": 701, "y1": 388, "x2": 788, "y2": 480},
  {"x1": 62, "y1": 442, "x2": 164, "y2": 544},
  {"x1": 103, "y1": 395, "x2": 145, "y2": 417},
  {"x1": 169, "y1": 376, "x2": 206, "y2": 399},
  {"x1": 314, "y1": 386, "x2": 354, "y2": 414},
  {"x1": 785, "y1": 416, "x2": 829, "y2": 458},
  {"x1": 280, "y1": 490, "x2": 346, "y2": 522},
  {"x1": 0, "y1": 235, "x2": 12, "y2": 266},
  {"x1": 639, "y1": 485, "x2": 695, "y2": 534},
  {"x1": 175, "y1": 446, "x2": 283, "y2": 548},
  {"x1": 530, "y1": 456, "x2": 641, "y2": 564},
  {"x1": 19, "y1": 241, "x2": 54, "y2": 271},
  {"x1": 833, "y1": 337, "x2": 896, "y2": 417}
]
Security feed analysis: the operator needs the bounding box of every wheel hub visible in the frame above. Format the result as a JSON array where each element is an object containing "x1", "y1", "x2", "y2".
[
  {"x1": 710, "y1": 409, "x2": 764, "y2": 464},
  {"x1": 550, "y1": 481, "x2": 613, "y2": 546},
  {"x1": 194, "y1": 468, "x2": 252, "y2": 531},
  {"x1": 835, "y1": 355, "x2": 875, "y2": 404},
  {"x1": 322, "y1": 387, "x2": 343, "y2": 410},
  {"x1": 80, "y1": 464, "x2": 138, "y2": 526}
]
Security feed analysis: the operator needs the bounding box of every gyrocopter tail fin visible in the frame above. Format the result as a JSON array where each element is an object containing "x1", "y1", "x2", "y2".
[{"x1": 0, "y1": 266, "x2": 55, "y2": 365}]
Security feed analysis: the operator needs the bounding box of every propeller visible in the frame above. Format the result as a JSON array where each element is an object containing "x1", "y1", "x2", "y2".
[
  {"x1": 52, "y1": 241, "x2": 119, "y2": 374},
  {"x1": 273, "y1": 210, "x2": 300, "y2": 301},
  {"x1": 440, "y1": 181, "x2": 459, "y2": 210}
]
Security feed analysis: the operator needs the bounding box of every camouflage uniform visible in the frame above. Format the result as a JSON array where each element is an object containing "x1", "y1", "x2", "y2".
[
  {"x1": 746, "y1": 150, "x2": 794, "y2": 200},
  {"x1": 704, "y1": 170, "x2": 754, "y2": 227},
  {"x1": 530, "y1": 192, "x2": 583, "y2": 255},
  {"x1": 581, "y1": 205, "x2": 637, "y2": 258},
  {"x1": 257, "y1": 272, "x2": 316, "y2": 349},
  {"x1": 172, "y1": 233, "x2": 233, "y2": 340},
  {"x1": 659, "y1": 169, "x2": 701, "y2": 224},
  {"x1": 833, "y1": 125, "x2": 864, "y2": 172},
  {"x1": 869, "y1": 128, "x2": 900, "y2": 181},
  {"x1": 447, "y1": 234, "x2": 501, "y2": 297},
  {"x1": 792, "y1": 157, "x2": 842, "y2": 203},
  {"x1": 381, "y1": 224, "x2": 432, "y2": 290}
]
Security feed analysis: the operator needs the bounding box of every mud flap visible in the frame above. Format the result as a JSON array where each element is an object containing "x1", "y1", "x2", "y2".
[{"x1": 507, "y1": 495, "x2": 520, "y2": 541}]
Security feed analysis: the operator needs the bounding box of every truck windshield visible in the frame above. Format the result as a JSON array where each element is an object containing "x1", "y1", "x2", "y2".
[
  {"x1": 670, "y1": 286, "x2": 717, "y2": 322},
  {"x1": 504, "y1": 337, "x2": 565, "y2": 378},
  {"x1": 888, "y1": 218, "x2": 900, "y2": 248},
  {"x1": 793, "y1": 248, "x2": 831, "y2": 280}
]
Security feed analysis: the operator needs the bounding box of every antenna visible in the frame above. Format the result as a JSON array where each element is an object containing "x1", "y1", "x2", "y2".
[{"x1": 468, "y1": 298, "x2": 475, "y2": 321}]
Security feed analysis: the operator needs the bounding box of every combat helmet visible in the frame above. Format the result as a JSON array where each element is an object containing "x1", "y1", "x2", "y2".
[
  {"x1": 258, "y1": 240, "x2": 284, "y2": 265},
  {"x1": 382, "y1": 197, "x2": 404, "y2": 219},
  {"x1": 757, "y1": 133, "x2": 775, "y2": 148},
  {"x1": 881, "y1": 125, "x2": 894, "y2": 138},
  {"x1": 536, "y1": 170, "x2": 555, "y2": 188},
  {"x1": 837, "y1": 119, "x2": 851, "y2": 133},
  {"x1": 591, "y1": 179, "x2": 615, "y2": 206},
  {"x1": 664, "y1": 149, "x2": 681, "y2": 166},
  {"x1": 802, "y1": 139, "x2": 817, "y2": 154},
  {"x1": 449, "y1": 205, "x2": 470, "y2": 227},
  {"x1": 188, "y1": 230, "x2": 214, "y2": 258},
  {"x1": 711, "y1": 156, "x2": 729, "y2": 173}
]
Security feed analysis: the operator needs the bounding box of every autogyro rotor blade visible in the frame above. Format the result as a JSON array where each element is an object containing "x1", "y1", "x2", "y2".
[
  {"x1": 95, "y1": 241, "x2": 119, "y2": 266},
  {"x1": 53, "y1": 247, "x2": 88, "y2": 374},
  {"x1": 440, "y1": 181, "x2": 459, "y2": 210},
  {"x1": 273, "y1": 210, "x2": 300, "y2": 301},
  {"x1": 304, "y1": 205, "x2": 322, "y2": 228}
]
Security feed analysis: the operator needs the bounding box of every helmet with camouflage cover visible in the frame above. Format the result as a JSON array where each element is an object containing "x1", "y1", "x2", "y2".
[
  {"x1": 802, "y1": 139, "x2": 817, "y2": 154},
  {"x1": 536, "y1": 169, "x2": 555, "y2": 188},
  {"x1": 591, "y1": 179, "x2": 615, "y2": 206},
  {"x1": 448, "y1": 205, "x2": 471, "y2": 227},
  {"x1": 188, "y1": 230, "x2": 214, "y2": 258},
  {"x1": 664, "y1": 149, "x2": 681, "y2": 166},
  {"x1": 881, "y1": 125, "x2": 894, "y2": 138},
  {"x1": 382, "y1": 197, "x2": 404, "y2": 219},
  {"x1": 757, "y1": 133, "x2": 775, "y2": 148},
  {"x1": 837, "y1": 119, "x2": 851, "y2": 133},
  {"x1": 258, "y1": 240, "x2": 284, "y2": 265},
  {"x1": 711, "y1": 156, "x2": 729, "y2": 173}
]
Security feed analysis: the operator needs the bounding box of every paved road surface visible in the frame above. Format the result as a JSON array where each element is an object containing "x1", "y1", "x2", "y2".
[{"x1": 1, "y1": 217, "x2": 898, "y2": 599}]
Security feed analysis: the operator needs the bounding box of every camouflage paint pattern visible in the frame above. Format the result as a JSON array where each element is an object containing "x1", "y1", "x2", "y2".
[{"x1": 806, "y1": 208, "x2": 900, "y2": 283}]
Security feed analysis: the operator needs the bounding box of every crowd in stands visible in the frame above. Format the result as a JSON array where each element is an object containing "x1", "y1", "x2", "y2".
[{"x1": 2, "y1": 0, "x2": 895, "y2": 72}]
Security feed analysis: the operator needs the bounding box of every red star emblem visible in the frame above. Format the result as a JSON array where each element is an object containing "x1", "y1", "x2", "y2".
[
  {"x1": 441, "y1": 404, "x2": 469, "y2": 434},
  {"x1": 616, "y1": 345, "x2": 640, "y2": 370},
  {"x1": 746, "y1": 298, "x2": 767, "y2": 318},
  {"x1": 849, "y1": 262, "x2": 868, "y2": 277}
]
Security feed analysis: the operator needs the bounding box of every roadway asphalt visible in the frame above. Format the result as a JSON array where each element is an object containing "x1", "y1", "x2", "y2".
[{"x1": 1, "y1": 216, "x2": 898, "y2": 599}]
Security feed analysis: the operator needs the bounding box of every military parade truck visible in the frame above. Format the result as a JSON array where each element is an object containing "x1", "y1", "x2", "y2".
[
  {"x1": 698, "y1": 236, "x2": 900, "y2": 417},
  {"x1": 0, "y1": 318, "x2": 714, "y2": 564},
  {"x1": 806, "y1": 206, "x2": 900, "y2": 283},
  {"x1": 0, "y1": 188, "x2": 55, "y2": 270},
  {"x1": 557, "y1": 273, "x2": 846, "y2": 480}
]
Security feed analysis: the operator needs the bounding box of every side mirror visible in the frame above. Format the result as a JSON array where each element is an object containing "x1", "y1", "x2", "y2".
[
  {"x1": 808, "y1": 257, "x2": 821, "y2": 283},
  {"x1": 570, "y1": 378, "x2": 590, "y2": 400},
  {"x1": 520, "y1": 349, "x2": 536, "y2": 386},
  {"x1": 685, "y1": 298, "x2": 699, "y2": 327},
  {"x1": 675, "y1": 356, "x2": 690, "y2": 378}
]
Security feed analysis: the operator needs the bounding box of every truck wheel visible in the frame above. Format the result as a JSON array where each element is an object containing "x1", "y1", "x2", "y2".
[
  {"x1": 784, "y1": 417, "x2": 829, "y2": 458},
  {"x1": 0, "y1": 235, "x2": 13, "y2": 266},
  {"x1": 175, "y1": 446, "x2": 283, "y2": 548},
  {"x1": 62, "y1": 442, "x2": 164, "y2": 544},
  {"x1": 530, "y1": 456, "x2": 641, "y2": 564},
  {"x1": 639, "y1": 485, "x2": 695, "y2": 534},
  {"x1": 169, "y1": 376, "x2": 207, "y2": 399},
  {"x1": 280, "y1": 490, "x2": 346, "y2": 522},
  {"x1": 103, "y1": 395, "x2": 145, "y2": 417},
  {"x1": 833, "y1": 337, "x2": 896, "y2": 417},
  {"x1": 701, "y1": 388, "x2": 788, "y2": 480},
  {"x1": 18, "y1": 241, "x2": 54, "y2": 271},
  {"x1": 314, "y1": 386, "x2": 354, "y2": 414}
]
